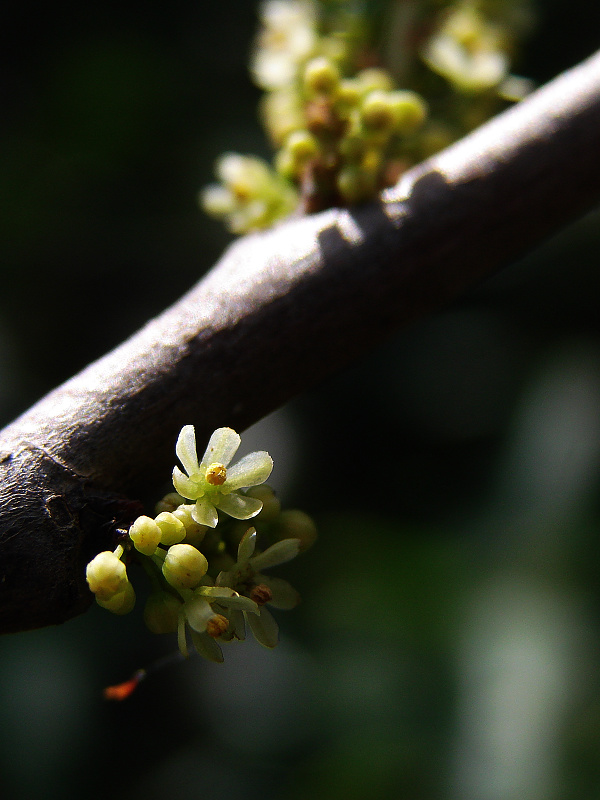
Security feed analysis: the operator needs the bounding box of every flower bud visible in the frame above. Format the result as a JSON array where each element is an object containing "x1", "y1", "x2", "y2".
[
  {"x1": 272, "y1": 510, "x2": 318, "y2": 552},
  {"x1": 162, "y1": 544, "x2": 208, "y2": 590},
  {"x1": 336, "y1": 78, "x2": 362, "y2": 110},
  {"x1": 337, "y1": 165, "x2": 367, "y2": 203},
  {"x1": 171, "y1": 505, "x2": 208, "y2": 547},
  {"x1": 303, "y1": 56, "x2": 340, "y2": 96},
  {"x1": 155, "y1": 511, "x2": 186, "y2": 546},
  {"x1": 129, "y1": 515, "x2": 162, "y2": 556},
  {"x1": 286, "y1": 130, "x2": 319, "y2": 162},
  {"x1": 388, "y1": 91, "x2": 427, "y2": 133},
  {"x1": 274, "y1": 148, "x2": 297, "y2": 180},
  {"x1": 245, "y1": 485, "x2": 281, "y2": 523},
  {"x1": 357, "y1": 68, "x2": 394, "y2": 94},
  {"x1": 360, "y1": 90, "x2": 398, "y2": 134},
  {"x1": 144, "y1": 591, "x2": 182, "y2": 634},
  {"x1": 97, "y1": 581, "x2": 136, "y2": 615},
  {"x1": 86, "y1": 551, "x2": 128, "y2": 601},
  {"x1": 155, "y1": 492, "x2": 184, "y2": 514}
]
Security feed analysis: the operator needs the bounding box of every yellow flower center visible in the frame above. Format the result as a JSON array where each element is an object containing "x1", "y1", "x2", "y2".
[{"x1": 205, "y1": 463, "x2": 227, "y2": 486}]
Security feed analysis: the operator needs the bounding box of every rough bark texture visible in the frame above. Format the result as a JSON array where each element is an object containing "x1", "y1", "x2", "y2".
[{"x1": 1, "y1": 50, "x2": 600, "y2": 634}]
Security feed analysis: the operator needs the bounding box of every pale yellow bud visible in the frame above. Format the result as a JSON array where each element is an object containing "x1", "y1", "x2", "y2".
[
  {"x1": 303, "y1": 56, "x2": 340, "y2": 96},
  {"x1": 129, "y1": 515, "x2": 162, "y2": 556},
  {"x1": 86, "y1": 551, "x2": 127, "y2": 601},
  {"x1": 162, "y1": 544, "x2": 208, "y2": 590},
  {"x1": 155, "y1": 511, "x2": 186, "y2": 546}
]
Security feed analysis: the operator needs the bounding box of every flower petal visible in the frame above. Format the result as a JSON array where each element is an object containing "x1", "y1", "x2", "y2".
[
  {"x1": 219, "y1": 594, "x2": 260, "y2": 613},
  {"x1": 190, "y1": 630, "x2": 224, "y2": 663},
  {"x1": 229, "y1": 609, "x2": 246, "y2": 641},
  {"x1": 176, "y1": 425, "x2": 201, "y2": 479},
  {"x1": 184, "y1": 596, "x2": 215, "y2": 632},
  {"x1": 172, "y1": 466, "x2": 202, "y2": 500},
  {"x1": 250, "y1": 538, "x2": 300, "y2": 570},
  {"x1": 257, "y1": 574, "x2": 300, "y2": 609},
  {"x1": 201, "y1": 427, "x2": 241, "y2": 468},
  {"x1": 237, "y1": 527, "x2": 257, "y2": 563},
  {"x1": 218, "y1": 492, "x2": 263, "y2": 520},
  {"x1": 225, "y1": 451, "x2": 273, "y2": 490},
  {"x1": 247, "y1": 606, "x2": 279, "y2": 648},
  {"x1": 197, "y1": 586, "x2": 236, "y2": 599},
  {"x1": 197, "y1": 586, "x2": 257, "y2": 613},
  {"x1": 192, "y1": 499, "x2": 219, "y2": 528}
]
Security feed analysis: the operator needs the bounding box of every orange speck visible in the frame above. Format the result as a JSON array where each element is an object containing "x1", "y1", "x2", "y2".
[{"x1": 103, "y1": 670, "x2": 145, "y2": 701}]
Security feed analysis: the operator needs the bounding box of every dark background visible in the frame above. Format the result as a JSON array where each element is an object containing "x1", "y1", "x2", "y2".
[{"x1": 1, "y1": 2, "x2": 600, "y2": 798}]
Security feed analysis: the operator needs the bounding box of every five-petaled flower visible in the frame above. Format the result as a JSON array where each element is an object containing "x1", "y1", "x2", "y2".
[
  {"x1": 217, "y1": 527, "x2": 301, "y2": 648},
  {"x1": 172, "y1": 426, "x2": 274, "y2": 528}
]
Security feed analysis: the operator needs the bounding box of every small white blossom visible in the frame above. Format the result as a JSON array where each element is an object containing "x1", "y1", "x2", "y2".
[
  {"x1": 250, "y1": 0, "x2": 317, "y2": 90},
  {"x1": 200, "y1": 153, "x2": 298, "y2": 233},
  {"x1": 172, "y1": 426, "x2": 273, "y2": 528},
  {"x1": 217, "y1": 527, "x2": 301, "y2": 648},
  {"x1": 422, "y1": 7, "x2": 509, "y2": 94},
  {"x1": 179, "y1": 584, "x2": 260, "y2": 662}
]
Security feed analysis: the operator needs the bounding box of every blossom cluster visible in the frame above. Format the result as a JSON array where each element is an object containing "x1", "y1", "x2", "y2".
[
  {"x1": 200, "y1": 0, "x2": 534, "y2": 232},
  {"x1": 86, "y1": 426, "x2": 316, "y2": 664}
]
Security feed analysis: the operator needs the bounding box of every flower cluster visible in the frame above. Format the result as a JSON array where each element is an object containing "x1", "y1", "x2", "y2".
[
  {"x1": 200, "y1": 0, "x2": 534, "y2": 232},
  {"x1": 200, "y1": 153, "x2": 299, "y2": 235},
  {"x1": 86, "y1": 426, "x2": 316, "y2": 666}
]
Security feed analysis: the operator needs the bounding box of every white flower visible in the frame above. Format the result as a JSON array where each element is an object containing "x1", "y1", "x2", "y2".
[
  {"x1": 172, "y1": 426, "x2": 273, "y2": 528},
  {"x1": 217, "y1": 527, "x2": 301, "y2": 648},
  {"x1": 422, "y1": 7, "x2": 509, "y2": 94},
  {"x1": 179, "y1": 585, "x2": 260, "y2": 662},
  {"x1": 250, "y1": 0, "x2": 317, "y2": 90},
  {"x1": 200, "y1": 153, "x2": 299, "y2": 233}
]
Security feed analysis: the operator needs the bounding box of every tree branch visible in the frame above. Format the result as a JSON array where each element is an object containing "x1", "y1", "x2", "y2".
[{"x1": 1, "y1": 50, "x2": 600, "y2": 634}]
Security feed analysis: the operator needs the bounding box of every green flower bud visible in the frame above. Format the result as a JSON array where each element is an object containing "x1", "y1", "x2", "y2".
[
  {"x1": 356, "y1": 68, "x2": 394, "y2": 94},
  {"x1": 336, "y1": 78, "x2": 362, "y2": 110},
  {"x1": 171, "y1": 505, "x2": 208, "y2": 547},
  {"x1": 144, "y1": 591, "x2": 182, "y2": 633},
  {"x1": 155, "y1": 511, "x2": 186, "y2": 546},
  {"x1": 245, "y1": 485, "x2": 281, "y2": 523},
  {"x1": 303, "y1": 56, "x2": 340, "y2": 96},
  {"x1": 388, "y1": 91, "x2": 427, "y2": 133},
  {"x1": 285, "y1": 130, "x2": 320, "y2": 162},
  {"x1": 360, "y1": 90, "x2": 398, "y2": 135},
  {"x1": 155, "y1": 492, "x2": 184, "y2": 514},
  {"x1": 86, "y1": 551, "x2": 128, "y2": 601},
  {"x1": 339, "y1": 130, "x2": 365, "y2": 161},
  {"x1": 129, "y1": 515, "x2": 162, "y2": 556},
  {"x1": 275, "y1": 148, "x2": 297, "y2": 180},
  {"x1": 162, "y1": 543, "x2": 208, "y2": 590},
  {"x1": 272, "y1": 510, "x2": 317, "y2": 552}
]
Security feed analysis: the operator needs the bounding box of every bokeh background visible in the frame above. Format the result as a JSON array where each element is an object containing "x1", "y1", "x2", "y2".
[{"x1": 1, "y1": 1, "x2": 600, "y2": 798}]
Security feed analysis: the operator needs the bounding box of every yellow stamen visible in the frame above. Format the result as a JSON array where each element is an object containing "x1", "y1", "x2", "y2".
[{"x1": 206, "y1": 463, "x2": 227, "y2": 486}]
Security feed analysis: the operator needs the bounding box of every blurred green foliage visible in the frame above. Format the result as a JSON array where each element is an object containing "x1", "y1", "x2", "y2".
[{"x1": 1, "y1": 2, "x2": 600, "y2": 799}]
